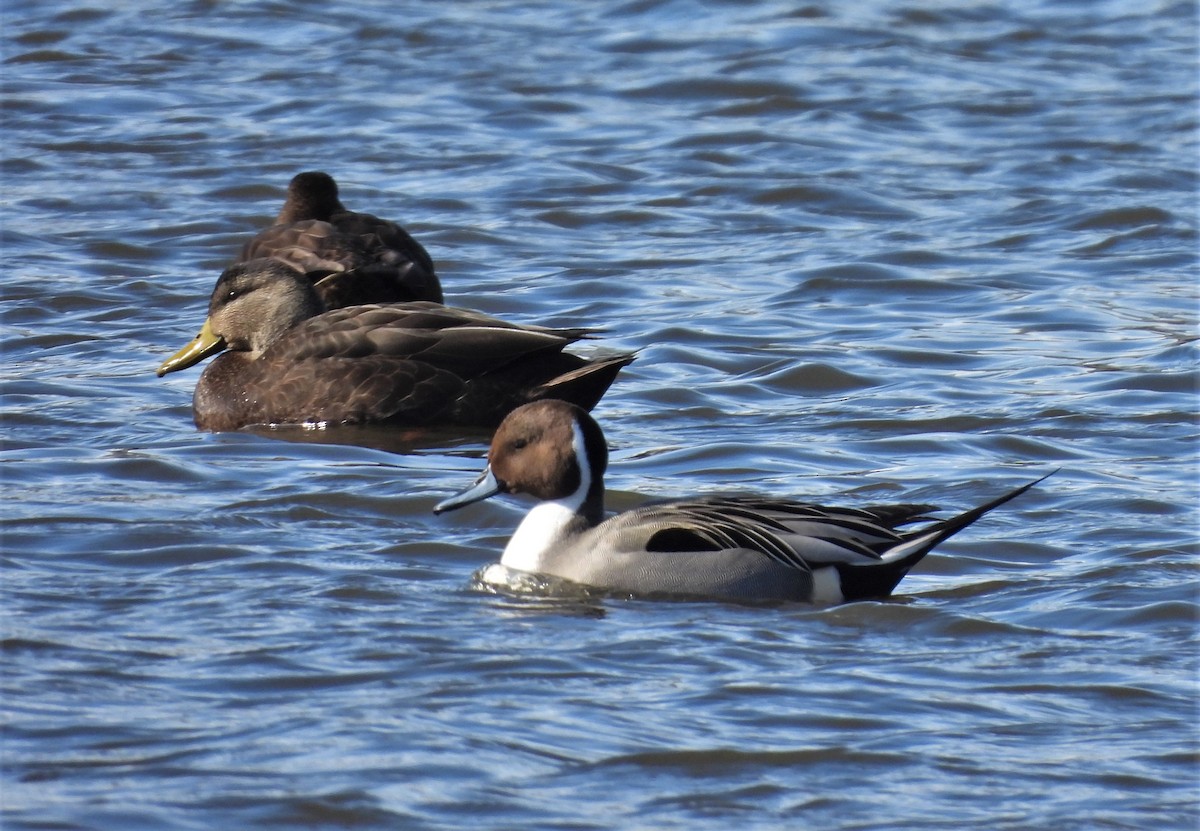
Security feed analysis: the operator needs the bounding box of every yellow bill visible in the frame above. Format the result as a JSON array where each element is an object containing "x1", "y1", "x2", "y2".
[{"x1": 156, "y1": 319, "x2": 226, "y2": 376}]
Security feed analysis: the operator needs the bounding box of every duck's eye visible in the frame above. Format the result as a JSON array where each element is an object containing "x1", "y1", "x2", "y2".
[
  {"x1": 511, "y1": 438, "x2": 529, "y2": 451},
  {"x1": 224, "y1": 289, "x2": 239, "y2": 302}
]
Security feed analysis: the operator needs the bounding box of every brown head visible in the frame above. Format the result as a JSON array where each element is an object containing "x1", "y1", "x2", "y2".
[
  {"x1": 488, "y1": 400, "x2": 608, "y2": 500},
  {"x1": 276, "y1": 171, "x2": 346, "y2": 224},
  {"x1": 433, "y1": 400, "x2": 609, "y2": 517}
]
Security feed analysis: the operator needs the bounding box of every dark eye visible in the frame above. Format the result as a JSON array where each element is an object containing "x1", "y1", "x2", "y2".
[
  {"x1": 511, "y1": 437, "x2": 528, "y2": 450},
  {"x1": 224, "y1": 289, "x2": 239, "y2": 302}
]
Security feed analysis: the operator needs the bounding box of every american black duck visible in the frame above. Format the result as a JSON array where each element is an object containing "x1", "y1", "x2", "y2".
[
  {"x1": 238, "y1": 171, "x2": 443, "y2": 307},
  {"x1": 156, "y1": 259, "x2": 634, "y2": 432}
]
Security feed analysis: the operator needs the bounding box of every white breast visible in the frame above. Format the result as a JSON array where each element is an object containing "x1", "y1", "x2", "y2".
[{"x1": 500, "y1": 498, "x2": 582, "y2": 573}]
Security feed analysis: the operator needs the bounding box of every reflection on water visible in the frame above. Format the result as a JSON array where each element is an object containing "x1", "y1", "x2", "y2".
[{"x1": 244, "y1": 422, "x2": 496, "y2": 458}]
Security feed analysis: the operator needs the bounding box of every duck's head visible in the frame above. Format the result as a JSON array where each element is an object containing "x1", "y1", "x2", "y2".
[
  {"x1": 277, "y1": 171, "x2": 345, "y2": 224},
  {"x1": 434, "y1": 400, "x2": 609, "y2": 513},
  {"x1": 156, "y1": 259, "x2": 324, "y2": 376}
]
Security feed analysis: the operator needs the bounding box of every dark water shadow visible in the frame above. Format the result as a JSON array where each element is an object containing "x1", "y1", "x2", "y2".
[{"x1": 242, "y1": 422, "x2": 493, "y2": 458}]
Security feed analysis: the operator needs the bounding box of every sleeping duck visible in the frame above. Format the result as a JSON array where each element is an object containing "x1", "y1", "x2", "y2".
[
  {"x1": 157, "y1": 260, "x2": 633, "y2": 432},
  {"x1": 237, "y1": 171, "x2": 443, "y2": 308}
]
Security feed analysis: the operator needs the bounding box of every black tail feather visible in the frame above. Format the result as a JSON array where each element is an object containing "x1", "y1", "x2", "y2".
[
  {"x1": 541, "y1": 353, "x2": 637, "y2": 412},
  {"x1": 837, "y1": 470, "x2": 1056, "y2": 601},
  {"x1": 915, "y1": 469, "x2": 1057, "y2": 554}
]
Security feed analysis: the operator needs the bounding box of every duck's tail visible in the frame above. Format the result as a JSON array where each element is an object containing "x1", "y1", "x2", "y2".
[
  {"x1": 541, "y1": 353, "x2": 637, "y2": 412},
  {"x1": 836, "y1": 470, "x2": 1056, "y2": 601}
]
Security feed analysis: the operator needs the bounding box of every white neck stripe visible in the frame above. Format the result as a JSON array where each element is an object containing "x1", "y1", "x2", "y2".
[{"x1": 499, "y1": 420, "x2": 591, "y2": 573}]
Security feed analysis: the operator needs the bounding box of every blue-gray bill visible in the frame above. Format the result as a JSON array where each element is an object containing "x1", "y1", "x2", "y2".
[{"x1": 434, "y1": 467, "x2": 502, "y2": 514}]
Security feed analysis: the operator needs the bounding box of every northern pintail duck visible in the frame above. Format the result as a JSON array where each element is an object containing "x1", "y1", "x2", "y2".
[
  {"x1": 238, "y1": 171, "x2": 443, "y2": 307},
  {"x1": 156, "y1": 261, "x2": 633, "y2": 432},
  {"x1": 435, "y1": 400, "x2": 1051, "y2": 604}
]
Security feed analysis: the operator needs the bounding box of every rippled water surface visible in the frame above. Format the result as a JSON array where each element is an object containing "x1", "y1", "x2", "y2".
[{"x1": 4, "y1": 1, "x2": 1198, "y2": 829}]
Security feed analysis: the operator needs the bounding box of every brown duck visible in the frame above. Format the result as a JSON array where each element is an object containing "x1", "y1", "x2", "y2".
[
  {"x1": 156, "y1": 259, "x2": 633, "y2": 432},
  {"x1": 238, "y1": 171, "x2": 443, "y2": 308}
]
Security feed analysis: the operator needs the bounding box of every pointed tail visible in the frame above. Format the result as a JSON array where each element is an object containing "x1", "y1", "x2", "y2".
[
  {"x1": 540, "y1": 353, "x2": 636, "y2": 412},
  {"x1": 839, "y1": 470, "x2": 1056, "y2": 601}
]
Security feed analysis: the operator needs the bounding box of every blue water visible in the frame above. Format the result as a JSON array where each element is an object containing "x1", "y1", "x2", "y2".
[{"x1": 3, "y1": 1, "x2": 1197, "y2": 829}]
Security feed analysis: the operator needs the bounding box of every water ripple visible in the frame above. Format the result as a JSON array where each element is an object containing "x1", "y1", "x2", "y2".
[{"x1": 3, "y1": 1, "x2": 1196, "y2": 829}]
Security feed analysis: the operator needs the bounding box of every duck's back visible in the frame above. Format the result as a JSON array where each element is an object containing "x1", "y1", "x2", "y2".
[
  {"x1": 240, "y1": 219, "x2": 442, "y2": 307},
  {"x1": 536, "y1": 496, "x2": 935, "y2": 602},
  {"x1": 329, "y1": 208, "x2": 437, "y2": 279}
]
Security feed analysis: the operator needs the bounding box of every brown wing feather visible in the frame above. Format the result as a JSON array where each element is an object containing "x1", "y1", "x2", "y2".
[
  {"x1": 240, "y1": 217, "x2": 442, "y2": 306},
  {"x1": 329, "y1": 208, "x2": 437, "y2": 278}
]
